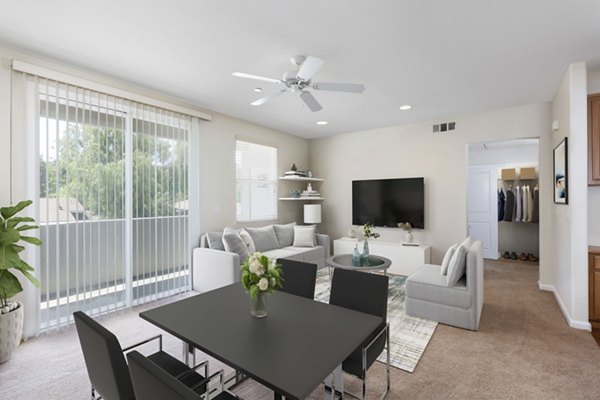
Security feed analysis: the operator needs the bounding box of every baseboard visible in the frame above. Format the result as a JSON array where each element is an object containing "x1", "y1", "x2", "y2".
[{"x1": 538, "y1": 281, "x2": 591, "y2": 331}]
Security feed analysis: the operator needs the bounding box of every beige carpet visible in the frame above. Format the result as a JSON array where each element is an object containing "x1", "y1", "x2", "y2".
[{"x1": 2, "y1": 259, "x2": 600, "y2": 399}]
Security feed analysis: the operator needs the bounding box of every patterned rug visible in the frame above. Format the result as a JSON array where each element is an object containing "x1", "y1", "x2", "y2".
[{"x1": 314, "y1": 269, "x2": 437, "y2": 373}]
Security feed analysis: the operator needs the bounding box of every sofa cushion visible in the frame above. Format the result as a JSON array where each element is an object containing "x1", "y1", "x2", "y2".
[
  {"x1": 440, "y1": 243, "x2": 458, "y2": 276},
  {"x1": 205, "y1": 232, "x2": 225, "y2": 250},
  {"x1": 273, "y1": 222, "x2": 296, "y2": 247},
  {"x1": 446, "y1": 245, "x2": 467, "y2": 287},
  {"x1": 293, "y1": 225, "x2": 316, "y2": 247},
  {"x1": 281, "y1": 246, "x2": 324, "y2": 262},
  {"x1": 406, "y1": 264, "x2": 471, "y2": 309},
  {"x1": 263, "y1": 248, "x2": 304, "y2": 262},
  {"x1": 222, "y1": 232, "x2": 250, "y2": 262},
  {"x1": 245, "y1": 225, "x2": 280, "y2": 252}
]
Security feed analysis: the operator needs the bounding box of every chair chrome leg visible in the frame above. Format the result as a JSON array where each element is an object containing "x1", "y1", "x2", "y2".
[
  {"x1": 362, "y1": 346, "x2": 367, "y2": 400},
  {"x1": 386, "y1": 325, "x2": 391, "y2": 393}
]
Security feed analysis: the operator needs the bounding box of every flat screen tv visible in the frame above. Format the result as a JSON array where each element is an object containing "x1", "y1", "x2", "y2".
[{"x1": 352, "y1": 177, "x2": 425, "y2": 229}]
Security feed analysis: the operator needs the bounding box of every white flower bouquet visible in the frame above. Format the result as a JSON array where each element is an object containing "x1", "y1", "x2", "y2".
[{"x1": 241, "y1": 252, "x2": 283, "y2": 299}]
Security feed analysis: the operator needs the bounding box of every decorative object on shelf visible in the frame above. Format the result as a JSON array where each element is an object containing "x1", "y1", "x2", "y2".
[
  {"x1": 307, "y1": 170, "x2": 313, "y2": 178},
  {"x1": 290, "y1": 189, "x2": 301, "y2": 198},
  {"x1": 291, "y1": 163, "x2": 297, "y2": 172},
  {"x1": 347, "y1": 228, "x2": 356, "y2": 238},
  {"x1": 398, "y1": 222, "x2": 413, "y2": 243},
  {"x1": 361, "y1": 222, "x2": 380, "y2": 258},
  {"x1": 303, "y1": 204, "x2": 321, "y2": 225},
  {"x1": 241, "y1": 252, "x2": 283, "y2": 318},
  {"x1": 553, "y1": 137, "x2": 568, "y2": 204},
  {"x1": 0, "y1": 200, "x2": 41, "y2": 364}
]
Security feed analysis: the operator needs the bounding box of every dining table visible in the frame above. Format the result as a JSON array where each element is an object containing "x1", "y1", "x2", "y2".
[{"x1": 140, "y1": 283, "x2": 382, "y2": 399}]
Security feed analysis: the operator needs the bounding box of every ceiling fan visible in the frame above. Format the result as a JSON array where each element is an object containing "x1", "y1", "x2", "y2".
[{"x1": 232, "y1": 55, "x2": 365, "y2": 112}]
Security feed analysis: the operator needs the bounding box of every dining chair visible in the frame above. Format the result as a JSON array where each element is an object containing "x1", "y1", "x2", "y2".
[
  {"x1": 276, "y1": 259, "x2": 318, "y2": 299},
  {"x1": 73, "y1": 311, "x2": 207, "y2": 400},
  {"x1": 127, "y1": 350, "x2": 239, "y2": 400},
  {"x1": 329, "y1": 269, "x2": 390, "y2": 400}
]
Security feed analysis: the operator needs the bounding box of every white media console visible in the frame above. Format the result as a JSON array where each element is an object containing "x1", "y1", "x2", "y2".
[{"x1": 333, "y1": 237, "x2": 431, "y2": 276}]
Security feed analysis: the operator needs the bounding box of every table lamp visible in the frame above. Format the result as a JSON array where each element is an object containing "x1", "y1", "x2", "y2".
[{"x1": 304, "y1": 204, "x2": 322, "y2": 225}]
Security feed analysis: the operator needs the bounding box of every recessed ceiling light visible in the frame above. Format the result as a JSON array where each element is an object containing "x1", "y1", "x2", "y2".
[
  {"x1": 254, "y1": 88, "x2": 263, "y2": 93},
  {"x1": 316, "y1": 121, "x2": 328, "y2": 126},
  {"x1": 399, "y1": 104, "x2": 412, "y2": 111}
]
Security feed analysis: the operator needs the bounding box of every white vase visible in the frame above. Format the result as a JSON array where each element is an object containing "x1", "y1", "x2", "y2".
[
  {"x1": 0, "y1": 301, "x2": 24, "y2": 364},
  {"x1": 405, "y1": 231, "x2": 413, "y2": 243}
]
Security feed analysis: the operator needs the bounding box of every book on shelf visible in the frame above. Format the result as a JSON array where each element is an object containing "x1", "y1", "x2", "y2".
[{"x1": 284, "y1": 171, "x2": 307, "y2": 177}]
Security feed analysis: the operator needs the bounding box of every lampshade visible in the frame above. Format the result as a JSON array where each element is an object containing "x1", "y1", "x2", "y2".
[{"x1": 304, "y1": 204, "x2": 322, "y2": 224}]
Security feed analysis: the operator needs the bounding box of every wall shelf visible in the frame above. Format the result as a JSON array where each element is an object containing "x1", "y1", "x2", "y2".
[
  {"x1": 279, "y1": 197, "x2": 325, "y2": 201},
  {"x1": 279, "y1": 176, "x2": 324, "y2": 182}
]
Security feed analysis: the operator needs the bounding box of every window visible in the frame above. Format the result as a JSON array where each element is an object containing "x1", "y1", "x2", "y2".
[
  {"x1": 34, "y1": 79, "x2": 191, "y2": 330},
  {"x1": 236, "y1": 140, "x2": 277, "y2": 221}
]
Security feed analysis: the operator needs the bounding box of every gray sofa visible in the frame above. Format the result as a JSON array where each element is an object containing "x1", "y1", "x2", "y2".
[
  {"x1": 192, "y1": 224, "x2": 330, "y2": 293},
  {"x1": 405, "y1": 240, "x2": 483, "y2": 331}
]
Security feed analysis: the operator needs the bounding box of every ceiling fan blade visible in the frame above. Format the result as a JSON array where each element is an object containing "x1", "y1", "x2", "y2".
[
  {"x1": 232, "y1": 72, "x2": 282, "y2": 85},
  {"x1": 311, "y1": 82, "x2": 365, "y2": 93},
  {"x1": 250, "y1": 90, "x2": 286, "y2": 106},
  {"x1": 299, "y1": 91, "x2": 323, "y2": 112},
  {"x1": 297, "y1": 56, "x2": 324, "y2": 81}
]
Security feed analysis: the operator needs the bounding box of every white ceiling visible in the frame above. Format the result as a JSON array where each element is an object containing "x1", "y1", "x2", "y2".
[{"x1": 1, "y1": 0, "x2": 599, "y2": 139}]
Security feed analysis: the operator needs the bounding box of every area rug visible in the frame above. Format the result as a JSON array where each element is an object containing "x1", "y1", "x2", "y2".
[{"x1": 314, "y1": 269, "x2": 437, "y2": 373}]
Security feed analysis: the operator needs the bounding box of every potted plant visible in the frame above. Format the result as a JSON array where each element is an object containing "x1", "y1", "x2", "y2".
[
  {"x1": 361, "y1": 222, "x2": 380, "y2": 257},
  {"x1": 0, "y1": 200, "x2": 41, "y2": 364},
  {"x1": 397, "y1": 222, "x2": 413, "y2": 243}
]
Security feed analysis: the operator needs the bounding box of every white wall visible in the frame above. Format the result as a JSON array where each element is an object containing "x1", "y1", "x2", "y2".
[
  {"x1": 550, "y1": 62, "x2": 589, "y2": 329},
  {"x1": 309, "y1": 103, "x2": 553, "y2": 269},
  {"x1": 588, "y1": 69, "x2": 600, "y2": 245}
]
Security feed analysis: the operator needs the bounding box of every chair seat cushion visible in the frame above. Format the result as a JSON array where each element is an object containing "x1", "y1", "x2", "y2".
[
  {"x1": 148, "y1": 351, "x2": 206, "y2": 392},
  {"x1": 406, "y1": 264, "x2": 471, "y2": 309}
]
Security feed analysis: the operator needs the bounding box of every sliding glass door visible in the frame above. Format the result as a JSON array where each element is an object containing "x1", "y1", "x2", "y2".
[{"x1": 36, "y1": 79, "x2": 190, "y2": 330}]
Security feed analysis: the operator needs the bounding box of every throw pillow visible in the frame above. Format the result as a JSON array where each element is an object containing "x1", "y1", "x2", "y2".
[
  {"x1": 205, "y1": 232, "x2": 225, "y2": 250},
  {"x1": 446, "y1": 245, "x2": 467, "y2": 287},
  {"x1": 440, "y1": 243, "x2": 458, "y2": 275},
  {"x1": 239, "y1": 229, "x2": 256, "y2": 253},
  {"x1": 245, "y1": 225, "x2": 280, "y2": 252},
  {"x1": 222, "y1": 232, "x2": 250, "y2": 262},
  {"x1": 460, "y1": 236, "x2": 473, "y2": 251},
  {"x1": 273, "y1": 222, "x2": 297, "y2": 247},
  {"x1": 293, "y1": 225, "x2": 316, "y2": 247}
]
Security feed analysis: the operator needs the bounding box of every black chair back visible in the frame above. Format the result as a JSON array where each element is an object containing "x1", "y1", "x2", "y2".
[
  {"x1": 330, "y1": 269, "x2": 389, "y2": 321},
  {"x1": 277, "y1": 259, "x2": 318, "y2": 299},
  {"x1": 127, "y1": 351, "x2": 201, "y2": 400},
  {"x1": 74, "y1": 311, "x2": 135, "y2": 400}
]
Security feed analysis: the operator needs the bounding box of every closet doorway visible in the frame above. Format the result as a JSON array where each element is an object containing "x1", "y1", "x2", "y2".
[{"x1": 467, "y1": 138, "x2": 540, "y2": 262}]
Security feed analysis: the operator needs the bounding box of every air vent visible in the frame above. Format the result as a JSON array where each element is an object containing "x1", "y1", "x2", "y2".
[{"x1": 433, "y1": 122, "x2": 456, "y2": 133}]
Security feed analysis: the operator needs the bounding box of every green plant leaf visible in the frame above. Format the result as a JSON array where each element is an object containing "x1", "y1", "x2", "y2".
[
  {"x1": 20, "y1": 236, "x2": 42, "y2": 246},
  {"x1": 6, "y1": 217, "x2": 35, "y2": 228},
  {"x1": 0, "y1": 245, "x2": 21, "y2": 270},
  {"x1": 0, "y1": 270, "x2": 23, "y2": 302},
  {"x1": 15, "y1": 262, "x2": 40, "y2": 287},
  {"x1": 0, "y1": 200, "x2": 32, "y2": 220},
  {"x1": 16, "y1": 224, "x2": 39, "y2": 232},
  {"x1": 0, "y1": 227, "x2": 20, "y2": 246},
  {"x1": 12, "y1": 244, "x2": 25, "y2": 253}
]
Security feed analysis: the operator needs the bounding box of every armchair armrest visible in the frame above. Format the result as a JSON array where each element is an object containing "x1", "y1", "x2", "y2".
[
  {"x1": 192, "y1": 248, "x2": 241, "y2": 293},
  {"x1": 122, "y1": 334, "x2": 163, "y2": 353},
  {"x1": 316, "y1": 234, "x2": 330, "y2": 257}
]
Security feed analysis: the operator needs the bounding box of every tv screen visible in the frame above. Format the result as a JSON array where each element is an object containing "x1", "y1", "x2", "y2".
[{"x1": 352, "y1": 177, "x2": 425, "y2": 229}]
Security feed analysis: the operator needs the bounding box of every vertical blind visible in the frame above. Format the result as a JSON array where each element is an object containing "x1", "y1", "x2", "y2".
[
  {"x1": 33, "y1": 76, "x2": 191, "y2": 330},
  {"x1": 235, "y1": 140, "x2": 278, "y2": 222}
]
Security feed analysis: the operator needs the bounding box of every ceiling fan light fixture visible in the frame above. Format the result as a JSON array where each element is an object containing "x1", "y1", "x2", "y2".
[
  {"x1": 316, "y1": 121, "x2": 328, "y2": 126},
  {"x1": 399, "y1": 104, "x2": 412, "y2": 111},
  {"x1": 254, "y1": 88, "x2": 263, "y2": 93}
]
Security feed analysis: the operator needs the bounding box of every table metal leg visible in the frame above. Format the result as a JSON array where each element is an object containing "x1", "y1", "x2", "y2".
[
  {"x1": 323, "y1": 364, "x2": 343, "y2": 399},
  {"x1": 182, "y1": 342, "x2": 195, "y2": 367}
]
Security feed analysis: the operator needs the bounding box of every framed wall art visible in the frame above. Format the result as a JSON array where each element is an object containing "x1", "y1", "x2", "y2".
[{"x1": 553, "y1": 137, "x2": 568, "y2": 204}]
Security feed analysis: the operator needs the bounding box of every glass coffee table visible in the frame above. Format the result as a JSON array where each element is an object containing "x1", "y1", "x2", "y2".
[{"x1": 327, "y1": 254, "x2": 392, "y2": 279}]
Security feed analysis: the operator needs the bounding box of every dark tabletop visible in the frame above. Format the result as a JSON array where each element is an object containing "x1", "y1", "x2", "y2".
[{"x1": 140, "y1": 283, "x2": 382, "y2": 400}]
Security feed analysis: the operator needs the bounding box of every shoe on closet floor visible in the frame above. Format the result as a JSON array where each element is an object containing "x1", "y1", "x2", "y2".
[
  {"x1": 527, "y1": 253, "x2": 538, "y2": 262},
  {"x1": 510, "y1": 252, "x2": 518, "y2": 260},
  {"x1": 518, "y1": 253, "x2": 528, "y2": 261},
  {"x1": 502, "y1": 251, "x2": 511, "y2": 259}
]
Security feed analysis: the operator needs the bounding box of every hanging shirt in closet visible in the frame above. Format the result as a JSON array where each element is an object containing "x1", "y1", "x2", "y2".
[
  {"x1": 527, "y1": 185, "x2": 534, "y2": 222},
  {"x1": 503, "y1": 188, "x2": 515, "y2": 222},
  {"x1": 521, "y1": 185, "x2": 528, "y2": 222},
  {"x1": 498, "y1": 189, "x2": 505, "y2": 221},
  {"x1": 531, "y1": 185, "x2": 539, "y2": 223},
  {"x1": 515, "y1": 185, "x2": 522, "y2": 222}
]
